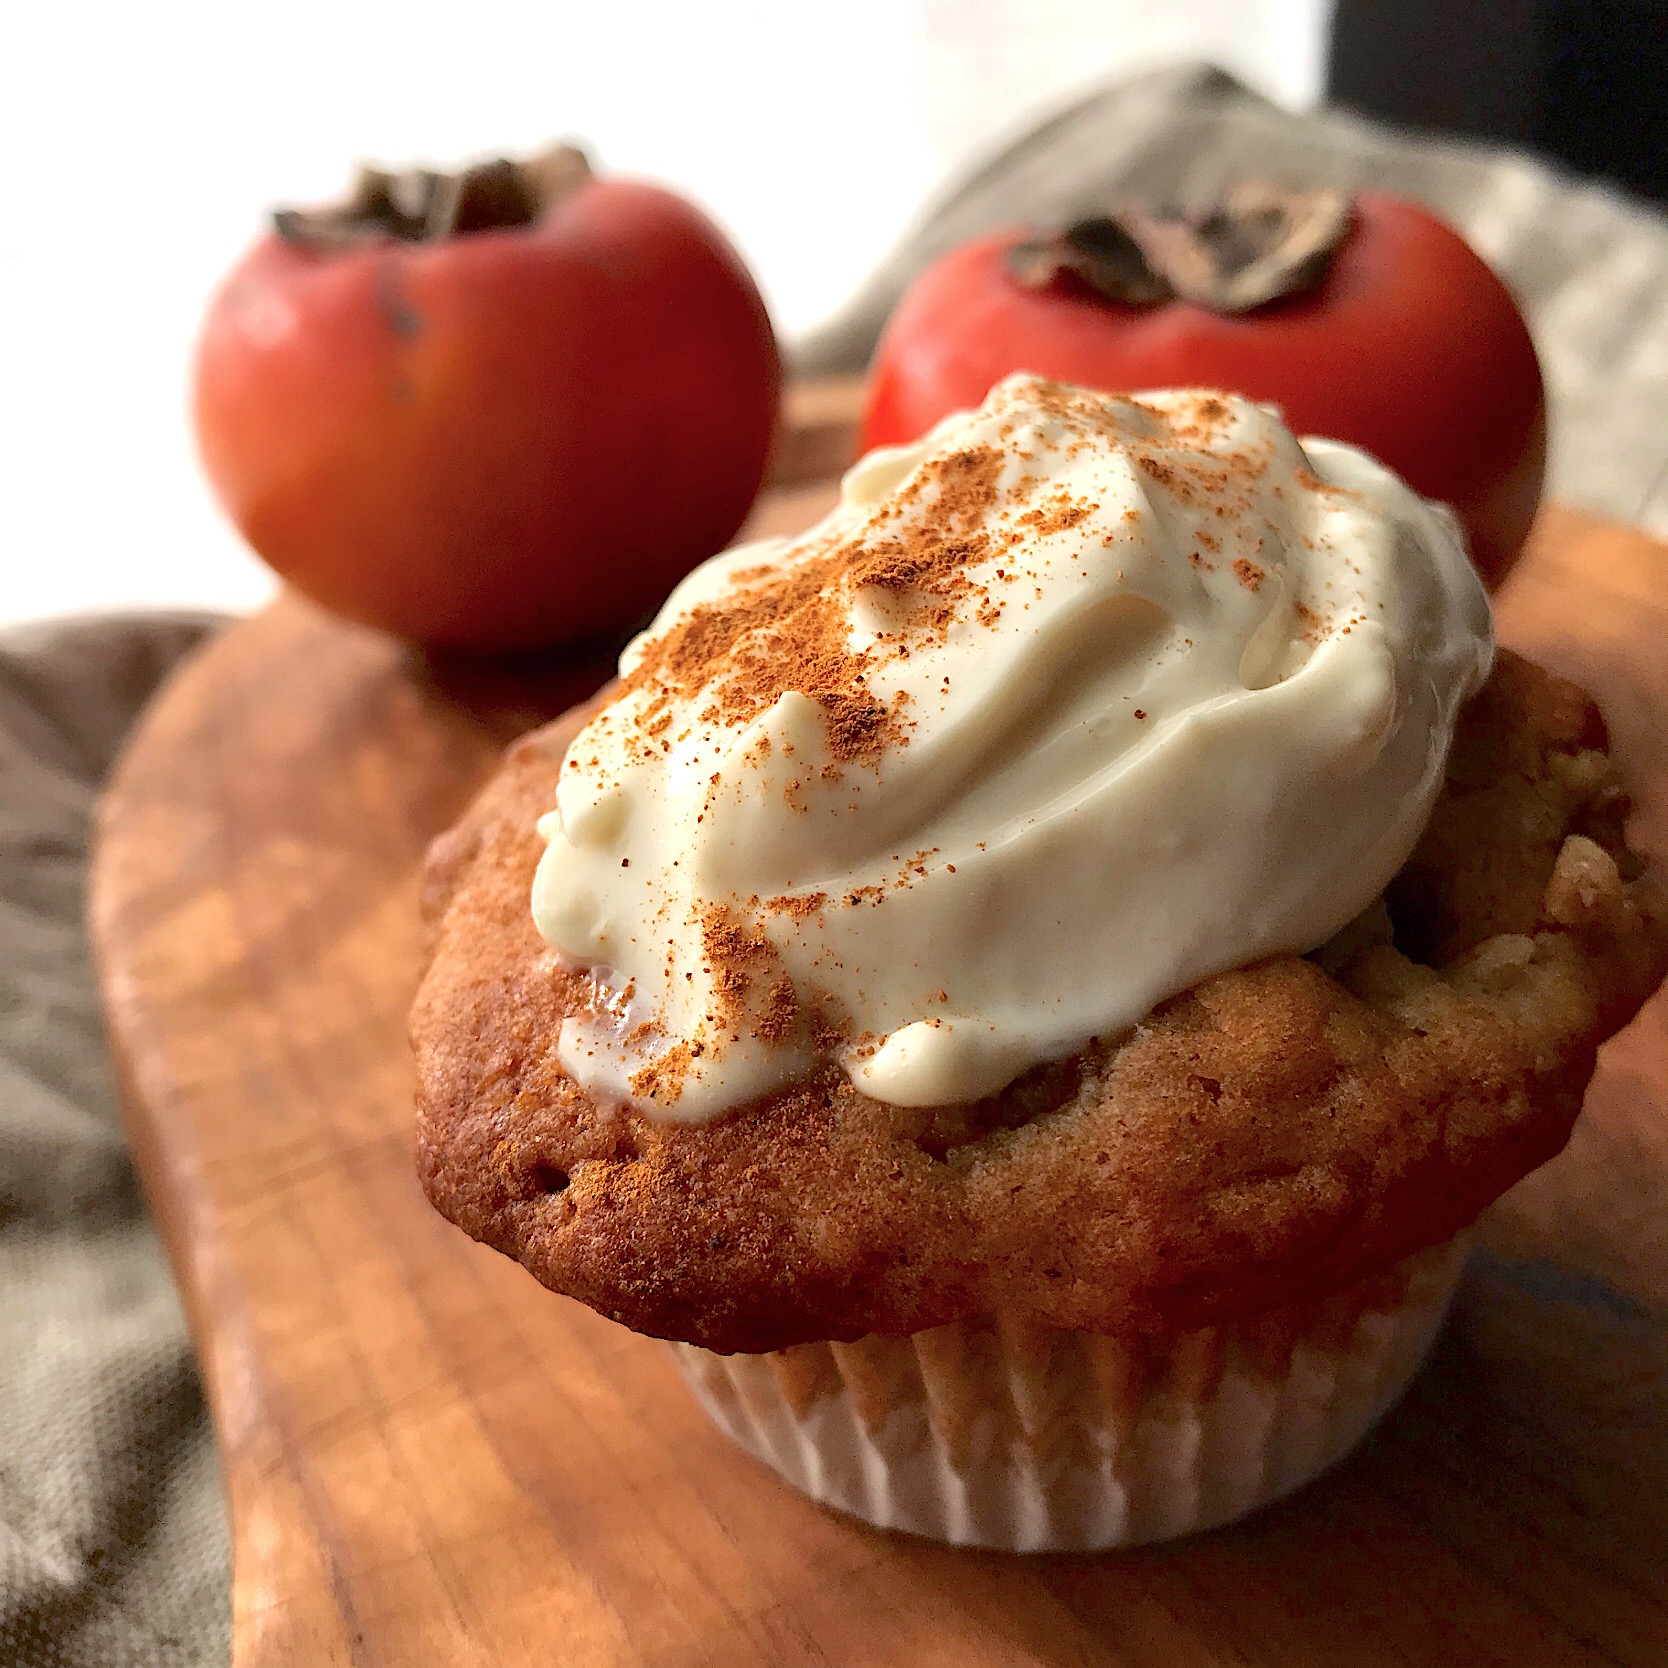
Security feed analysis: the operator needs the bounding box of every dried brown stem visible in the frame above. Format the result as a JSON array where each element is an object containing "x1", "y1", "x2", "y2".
[
  {"x1": 274, "y1": 142, "x2": 594, "y2": 253},
  {"x1": 1007, "y1": 184, "x2": 1354, "y2": 315}
]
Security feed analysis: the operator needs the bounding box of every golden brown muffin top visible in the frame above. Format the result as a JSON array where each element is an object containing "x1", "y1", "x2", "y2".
[{"x1": 412, "y1": 651, "x2": 1667, "y2": 1353}]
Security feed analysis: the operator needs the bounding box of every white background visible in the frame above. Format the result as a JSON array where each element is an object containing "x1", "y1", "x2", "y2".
[{"x1": 0, "y1": 1, "x2": 1327, "y2": 628}]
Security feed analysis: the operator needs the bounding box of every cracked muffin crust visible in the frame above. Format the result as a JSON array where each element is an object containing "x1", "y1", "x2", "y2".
[{"x1": 412, "y1": 650, "x2": 1667, "y2": 1354}]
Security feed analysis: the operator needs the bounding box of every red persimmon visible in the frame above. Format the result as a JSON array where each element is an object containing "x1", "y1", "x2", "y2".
[
  {"x1": 861, "y1": 189, "x2": 1543, "y2": 588},
  {"x1": 195, "y1": 146, "x2": 780, "y2": 650}
]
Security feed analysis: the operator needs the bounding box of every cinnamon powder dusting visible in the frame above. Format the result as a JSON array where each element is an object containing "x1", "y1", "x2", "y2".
[
  {"x1": 618, "y1": 443, "x2": 1011, "y2": 769},
  {"x1": 614, "y1": 388, "x2": 1271, "y2": 780},
  {"x1": 698, "y1": 904, "x2": 775, "y2": 1029},
  {"x1": 629, "y1": 903, "x2": 807, "y2": 1104},
  {"x1": 629, "y1": 1042, "x2": 696, "y2": 1107},
  {"x1": 585, "y1": 380, "x2": 1305, "y2": 1110},
  {"x1": 1295, "y1": 465, "x2": 1358, "y2": 499},
  {"x1": 765, "y1": 892, "x2": 828, "y2": 919}
]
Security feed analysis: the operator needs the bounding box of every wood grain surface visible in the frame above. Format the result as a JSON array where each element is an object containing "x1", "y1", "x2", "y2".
[{"x1": 91, "y1": 382, "x2": 1668, "y2": 1667}]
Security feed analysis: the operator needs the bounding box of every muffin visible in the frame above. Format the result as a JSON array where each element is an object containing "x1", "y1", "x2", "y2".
[{"x1": 413, "y1": 376, "x2": 1667, "y2": 1551}]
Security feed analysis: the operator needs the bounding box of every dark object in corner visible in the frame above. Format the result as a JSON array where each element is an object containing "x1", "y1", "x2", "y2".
[{"x1": 1328, "y1": 0, "x2": 1668, "y2": 206}]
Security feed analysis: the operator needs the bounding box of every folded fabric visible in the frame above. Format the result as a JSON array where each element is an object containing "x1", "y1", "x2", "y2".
[{"x1": 0, "y1": 615, "x2": 229, "y2": 1668}]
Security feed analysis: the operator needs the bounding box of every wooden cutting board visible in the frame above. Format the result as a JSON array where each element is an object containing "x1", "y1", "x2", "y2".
[{"x1": 91, "y1": 380, "x2": 1668, "y2": 1667}]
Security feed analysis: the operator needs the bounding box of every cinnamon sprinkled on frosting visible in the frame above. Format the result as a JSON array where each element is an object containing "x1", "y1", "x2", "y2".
[{"x1": 533, "y1": 375, "x2": 1492, "y2": 1121}]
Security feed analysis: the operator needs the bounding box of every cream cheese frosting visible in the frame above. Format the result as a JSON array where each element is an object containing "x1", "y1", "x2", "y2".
[{"x1": 532, "y1": 375, "x2": 1493, "y2": 1121}]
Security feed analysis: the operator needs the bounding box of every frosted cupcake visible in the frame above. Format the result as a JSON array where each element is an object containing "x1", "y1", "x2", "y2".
[{"x1": 413, "y1": 376, "x2": 1666, "y2": 1550}]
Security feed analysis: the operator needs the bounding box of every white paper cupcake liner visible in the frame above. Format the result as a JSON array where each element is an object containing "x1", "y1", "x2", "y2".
[{"x1": 668, "y1": 1236, "x2": 1465, "y2": 1552}]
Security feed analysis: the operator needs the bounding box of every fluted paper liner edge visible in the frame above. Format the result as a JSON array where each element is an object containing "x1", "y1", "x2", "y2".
[{"x1": 669, "y1": 1237, "x2": 1465, "y2": 1551}]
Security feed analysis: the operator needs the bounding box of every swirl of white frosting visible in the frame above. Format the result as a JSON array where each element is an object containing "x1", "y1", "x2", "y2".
[{"x1": 532, "y1": 375, "x2": 1492, "y2": 1121}]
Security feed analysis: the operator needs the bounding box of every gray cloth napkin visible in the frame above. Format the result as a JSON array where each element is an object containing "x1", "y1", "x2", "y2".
[
  {"x1": 0, "y1": 615, "x2": 229, "y2": 1667},
  {"x1": 6, "y1": 63, "x2": 1667, "y2": 1667}
]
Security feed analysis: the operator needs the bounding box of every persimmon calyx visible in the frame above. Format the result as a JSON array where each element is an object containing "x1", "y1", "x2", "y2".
[
  {"x1": 1007, "y1": 184, "x2": 1354, "y2": 315},
  {"x1": 274, "y1": 142, "x2": 593, "y2": 252}
]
